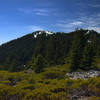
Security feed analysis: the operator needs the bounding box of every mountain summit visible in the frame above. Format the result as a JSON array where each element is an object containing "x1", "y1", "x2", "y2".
[{"x1": 33, "y1": 30, "x2": 53, "y2": 38}]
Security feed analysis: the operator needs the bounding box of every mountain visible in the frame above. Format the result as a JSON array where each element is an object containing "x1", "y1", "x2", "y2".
[{"x1": 0, "y1": 29, "x2": 100, "y2": 72}]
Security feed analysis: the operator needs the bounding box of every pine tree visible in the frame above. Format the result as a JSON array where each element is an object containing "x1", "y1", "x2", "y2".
[
  {"x1": 32, "y1": 55, "x2": 46, "y2": 73},
  {"x1": 70, "y1": 29, "x2": 86, "y2": 72},
  {"x1": 81, "y1": 43, "x2": 96, "y2": 70},
  {"x1": 79, "y1": 30, "x2": 98, "y2": 70}
]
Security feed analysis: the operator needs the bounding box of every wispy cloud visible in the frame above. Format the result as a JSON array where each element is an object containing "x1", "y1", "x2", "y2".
[
  {"x1": 25, "y1": 25, "x2": 44, "y2": 31},
  {"x1": 19, "y1": 7, "x2": 60, "y2": 17},
  {"x1": 32, "y1": 8, "x2": 49, "y2": 16},
  {"x1": 70, "y1": 21, "x2": 84, "y2": 26},
  {"x1": 56, "y1": 13, "x2": 100, "y2": 32},
  {"x1": 78, "y1": 14, "x2": 100, "y2": 32},
  {"x1": 19, "y1": 8, "x2": 54, "y2": 16},
  {"x1": 56, "y1": 20, "x2": 84, "y2": 32}
]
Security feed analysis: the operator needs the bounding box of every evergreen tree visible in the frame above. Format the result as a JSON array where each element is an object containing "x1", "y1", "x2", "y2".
[
  {"x1": 0, "y1": 29, "x2": 99, "y2": 72},
  {"x1": 80, "y1": 43, "x2": 96, "y2": 70},
  {"x1": 32, "y1": 55, "x2": 46, "y2": 73},
  {"x1": 70, "y1": 29, "x2": 86, "y2": 72}
]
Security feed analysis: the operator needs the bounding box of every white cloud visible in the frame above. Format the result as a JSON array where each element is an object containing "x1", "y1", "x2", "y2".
[
  {"x1": 56, "y1": 21, "x2": 83, "y2": 28},
  {"x1": 19, "y1": 8, "x2": 51, "y2": 16},
  {"x1": 32, "y1": 8, "x2": 49, "y2": 16},
  {"x1": 33, "y1": 9, "x2": 48, "y2": 12},
  {"x1": 56, "y1": 13, "x2": 100, "y2": 32},
  {"x1": 78, "y1": 15, "x2": 100, "y2": 27},
  {"x1": 19, "y1": 7, "x2": 59, "y2": 16},
  {"x1": 35, "y1": 12, "x2": 49, "y2": 16},
  {"x1": 55, "y1": 20, "x2": 84, "y2": 32},
  {"x1": 70, "y1": 21, "x2": 84, "y2": 26},
  {"x1": 26, "y1": 25, "x2": 44, "y2": 31}
]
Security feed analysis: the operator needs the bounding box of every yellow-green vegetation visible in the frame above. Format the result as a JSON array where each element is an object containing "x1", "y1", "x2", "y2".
[
  {"x1": 89, "y1": 96, "x2": 100, "y2": 100},
  {"x1": 0, "y1": 64, "x2": 100, "y2": 100}
]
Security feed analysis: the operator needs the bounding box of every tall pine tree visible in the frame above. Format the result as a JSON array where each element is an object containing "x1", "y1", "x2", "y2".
[
  {"x1": 70, "y1": 29, "x2": 86, "y2": 72},
  {"x1": 80, "y1": 41, "x2": 96, "y2": 70}
]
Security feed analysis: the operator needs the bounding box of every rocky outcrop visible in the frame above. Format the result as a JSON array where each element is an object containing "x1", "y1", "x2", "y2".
[{"x1": 66, "y1": 70, "x2": 100, "y2": 80}]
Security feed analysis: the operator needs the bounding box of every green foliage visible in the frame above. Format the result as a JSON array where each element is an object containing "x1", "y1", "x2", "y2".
[
  {"x1": 70, "y1": 29, "x2": 98, "y2": 72},
  {"x1": 70, "y1": 29, "x2": 87, "y2": 72},
  {"x1": 32, "y1": 54, "x2": 46, "y2": 73},
  {"x1": 89, "y1": 96, "x2": 100, "y2": 100},
  {"x1": 0, "y1": 29, "x2": 100, "y2": 72},
  {"x1": 0, "y1": 29, "x2": 100, "y2": 99},
  {"x1": 81, "y1": 43, "x2": 96, "y2": 70},
  {"x1": 0, "y1": 68, "x2": 100, "y2": 99}
]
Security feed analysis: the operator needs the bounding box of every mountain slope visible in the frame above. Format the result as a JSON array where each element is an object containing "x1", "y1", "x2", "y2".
[{"x1": 0, "y1": 29, "x2": 100, "y2": 72}]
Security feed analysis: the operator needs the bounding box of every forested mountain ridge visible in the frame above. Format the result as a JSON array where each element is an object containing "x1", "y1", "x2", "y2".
[{"x1": 0, "y1": 29, "x2": 100, "y2": 72}]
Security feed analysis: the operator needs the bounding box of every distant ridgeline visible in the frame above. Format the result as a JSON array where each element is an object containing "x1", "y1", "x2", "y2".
[{"x1": 0, "y1": 29, "x2": 100, "y2": 72}]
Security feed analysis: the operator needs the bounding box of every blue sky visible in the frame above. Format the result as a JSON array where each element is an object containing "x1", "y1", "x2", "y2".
[{"x1": 0, "y1": 0, "x2": 100, "y2": 44}]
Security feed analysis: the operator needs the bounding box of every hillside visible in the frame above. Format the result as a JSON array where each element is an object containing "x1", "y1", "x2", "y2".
[
  {"x1": 0, "y1": 29, "x2": 100, "y2": 72},
  {"x1": 0, "y1": 29, "x2": 100, "y2": 100}
]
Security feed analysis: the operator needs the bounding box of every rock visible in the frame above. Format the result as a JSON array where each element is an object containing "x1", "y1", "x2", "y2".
[
  {"x1": 25, "y1": 69, "x2": 34, "y2": 74},
  {"x1": 66, "y1": 70, "x2": 100, "y2": 80}
]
